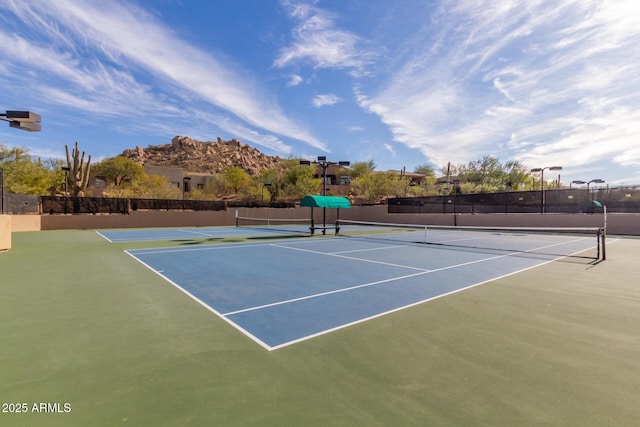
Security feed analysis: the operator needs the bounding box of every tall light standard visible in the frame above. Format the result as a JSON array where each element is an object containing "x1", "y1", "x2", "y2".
[
  {"x1": 61, "y1": 167, "x2": 70, "y2": 195},
  {"x1": 300, "y1": 156, "x2": 350, "y2": 234},
  {"x1": 572, "y1": 179, "x2": 604, "y2": 203},
  {"x1": 530, "y1": 166, "x2": 562, "y2": 214},
  {"x1": 61, "y1": 166, "x2": 71, "y2": 214},
  {"x1": 1, "y1": 110, "x2": 41, "y2": 214},
  {"x1": 182, "y1": 176, "x2": 191, "y2": 201}
]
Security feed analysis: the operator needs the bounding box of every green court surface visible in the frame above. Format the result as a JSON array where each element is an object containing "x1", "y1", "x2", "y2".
[{"x1": 1, "y1": 230, "x2": 639, "y2": 426}]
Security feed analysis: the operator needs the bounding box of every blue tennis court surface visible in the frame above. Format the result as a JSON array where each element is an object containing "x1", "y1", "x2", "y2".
[
  {"x1": 124, "y1": 230, "x2": 599, "y2": 351},
  {"x1": 98, "y1": 226, "x2": 273, "y2": 242}
]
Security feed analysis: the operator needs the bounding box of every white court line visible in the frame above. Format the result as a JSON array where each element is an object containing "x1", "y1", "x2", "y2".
[
  {"x1": 124, "y1": 249, "x2": 274, "y2": 351},
  {"x1": 223, "y1": 270, "x2": 433, "y2": 316},
  {"x1": 225, "y1": 237, "x2": 592, "y2": 317},
  {"x1": 266, "y1": 256, "x2": 553, "y2": 351},
  {"x1": 268, "y1": 238, "x2": 605, "y2": 350},
  {"x1": 224, "y1": 250, "x2": 519, "y2": 316},
  {"x1": 176, "y1": 228, "x2": 220, "y2": 237},
  {"x1": 270, "y1": 243, "x2": 430, "y2": 271},
  {"x1": 330, "y1": 245, "x2": 407, "y2": 254},
  {"x1": 95, "y1": 230, "x2": 113, "y2": 242},
  {"x1": 129, "y1": 241, "x2": 291, "y2": 255}
]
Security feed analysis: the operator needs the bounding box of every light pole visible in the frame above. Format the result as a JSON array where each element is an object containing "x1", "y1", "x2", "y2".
[
  {"x1": 530, "y1": 166, "x2": 562, "y2": 214},
  {"x1": 182, "y1": 176, "x2": 191, "y2": 201},
  {"x1": 571, "y1": 179, "x2": 604, "y2": 200},
  {"x1": 300, "y1": 156, "x2": 350, "y2": 234},
  {"x1": 1, "y1": 110, "x2": 41, "y2": 214},
  {"x1": 61, "y1": 167, "x2": 70, "y2": 196},
  {"x1": 61, "y1": 166, "x2": 71, "y2": 214}
]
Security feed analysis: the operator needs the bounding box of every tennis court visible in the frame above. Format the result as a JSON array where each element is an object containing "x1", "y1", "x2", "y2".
[
  {"x1": 108, "y1": 222, "x2": 604, "y2": 350},
  {"x1": 2, "y1": 223, "x2": 640, "y2": 426}
]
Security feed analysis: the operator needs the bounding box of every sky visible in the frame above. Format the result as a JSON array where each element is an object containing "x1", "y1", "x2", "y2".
[{"x1": 1, "y1": 0, "x2": 639, "y2": 186}]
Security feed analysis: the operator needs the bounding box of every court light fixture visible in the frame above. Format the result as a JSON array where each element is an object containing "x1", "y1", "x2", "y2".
[
  {"x1": 571, "y1": 179, "x2": 604, "y2": 188},
  {"x1": 571, "y1": 179, "x2": 605, "y2": 201},
  {"x1": 0, "y1": 110, "x2": 42, "y2": 132},
  {"x1": 530, "y1": 165, "x2": 563, "y2": 214},
  {"x1": 299, "y1": 156, "x2": 350, "y2": 234}
]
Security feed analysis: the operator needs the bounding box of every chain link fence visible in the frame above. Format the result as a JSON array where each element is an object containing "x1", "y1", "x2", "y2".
[
  {"x1": 389, "y1": 186, "x2": 640, "y2": 214},
  {"x1": 34, "y1": 196, "x2": 294, "y2": 214},
  {"x1": 3, "y1": 188, "x2": 637, "y2": 215},
  {"x1": 1, "y1": 193, "x2": 40, "y2": 214}
]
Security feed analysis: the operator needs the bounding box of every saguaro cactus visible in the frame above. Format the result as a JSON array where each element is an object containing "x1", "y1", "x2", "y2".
[{"x1": 65, "y1": 142, "x2": 92, "y2": 196}]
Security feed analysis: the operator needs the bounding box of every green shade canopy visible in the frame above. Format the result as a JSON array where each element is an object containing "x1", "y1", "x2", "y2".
[{"x1": 300, "y1": 195, "x2": 351, "y2": 209}]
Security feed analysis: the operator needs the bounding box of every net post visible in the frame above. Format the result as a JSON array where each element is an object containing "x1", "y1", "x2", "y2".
[
  {"x1": 335, "y1": 219, "x2": 340, "y2": 236},
  {"x1": 235, "y1": 209, "x2": 239, "y2": 227},
  {"x1": 602, "y1": 205, "x2": 607, "y2": 261},
  {"x1": 310, "y1": 207, "x2": 315, "y2": 236}
]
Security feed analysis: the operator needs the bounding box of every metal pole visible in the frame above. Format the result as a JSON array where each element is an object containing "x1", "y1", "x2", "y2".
[
  {"x1": 322, "y1": 162, "x2": 327, "y2": 234},
  {"x1": 602, "y1": 205, "x2": 607, "y2": 261},
  {"x1": 453, "y1": 182, "x2": 457, "y2": 226},
  {"x1": 541, "y1": 169, "x2": 545, "y2": 214}
]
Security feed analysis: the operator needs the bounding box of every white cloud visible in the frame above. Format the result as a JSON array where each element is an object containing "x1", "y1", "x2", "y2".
[
  {"x1": 274, "y1": 0, "x2": 375, "y2": 74},
  {"x1": 384, "y1": 144, "x2": 396, "y2": 157},
  {"x1": 0, "y1": 0, "x2": 328, "y2": 154},
  {"x1": 356, "y1": 0, "x2": 640, "y2": 172},
  {"x1": 312, "y1": 93, "x2": 341, "y2": 108},
  {"x1": 287, "y1": 73, "x2": 304, "y2": 87}
]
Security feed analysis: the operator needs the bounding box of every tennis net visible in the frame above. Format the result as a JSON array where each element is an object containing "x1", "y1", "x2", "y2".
[
  {"x1": 335, "y1": 219, "x2": 606, "y2": 261},
  {"x1": 236, "y1": 215, "x2": 312, "y2": 235}
]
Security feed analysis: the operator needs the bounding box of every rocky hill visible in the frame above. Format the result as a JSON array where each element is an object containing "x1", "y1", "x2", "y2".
[{"x1": 121, "y1": 135, "x2": 284, "y2": 176}]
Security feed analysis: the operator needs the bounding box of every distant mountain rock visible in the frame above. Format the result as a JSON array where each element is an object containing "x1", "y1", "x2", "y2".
[{"x1": 121, "y1": 136, "x2": 284, "y2": 176}]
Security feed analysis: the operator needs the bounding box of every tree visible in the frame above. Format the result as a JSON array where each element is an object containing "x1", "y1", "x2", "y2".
[
  {"x1": 254, "y1": 169, "x2": 280, "y2": 201},
  {"x1": 457, "y1": 155, "x2": 504, "y2": 191},
  {"x1": 131, "y1": 174, "x2": 182, "y2": 199},
  {"x1": 410, "y1": 164, "x2": 438, "y2": 195},
  {"x1": 414, "y1": 164, "x2": 436, "y2": 178},
  {"x1": 93, "y1": 156, "x2": 144, "y2": 187},
  {"x1": 0, "y1": 144, "x2": 63, "y2": 195},
  {"x1": 503, "y1": 160, "x2": 530, "y2": 190},
  {"x1": 223, "y1": 166, "x2": 250, "y2": 195},
  {"x1": 348, "y1": 160, "x2": 376, "y2": 179},
  {"x1": 0, "y1": 144, "x2": 32, "y2": 164},
  {"x1": 442, "y1": 156, "x2": 530, "y2": 193},
  {"x1": 282, "y1": 160, "x2": 321, "y2": 199},
  {"x1": 351, "y1": 171, "x2": 400, "y2": 203}
]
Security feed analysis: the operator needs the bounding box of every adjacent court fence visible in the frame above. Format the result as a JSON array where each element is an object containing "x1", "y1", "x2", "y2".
[
  {"x1": 0, "y1": 196, "x2": 294, "y2": 215},
  {"x1": 1, "y1": 186, "x2": 639, "y2": 215},
  {"x1": 389, "y1": 187, "x2": 640, "y2": 214}
]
